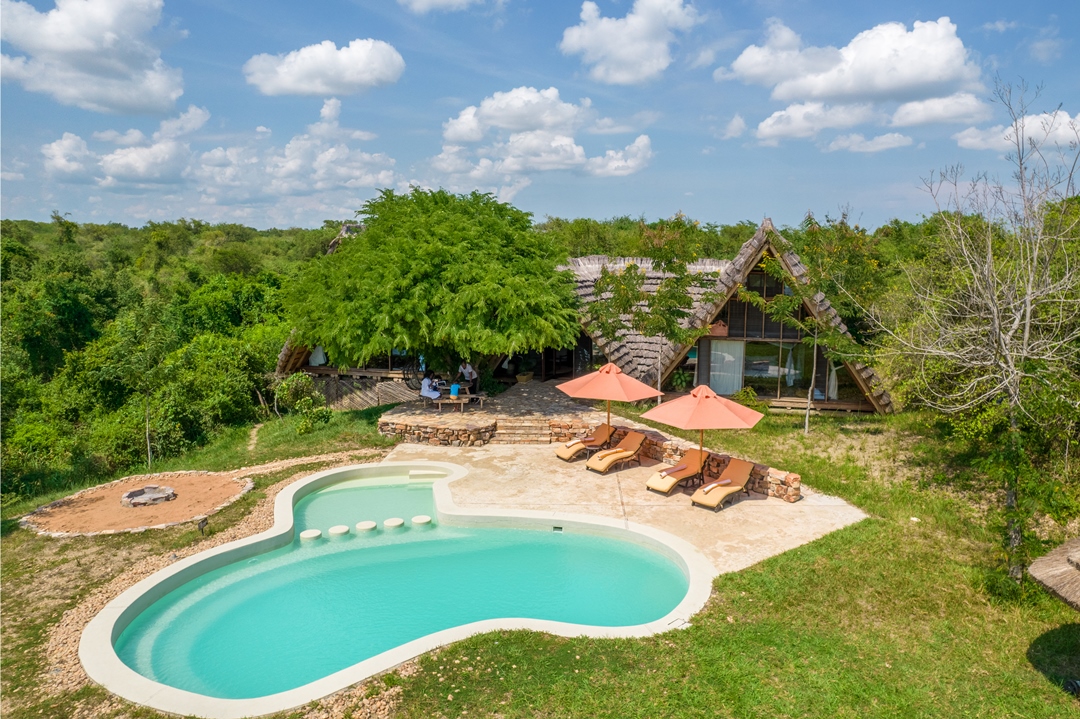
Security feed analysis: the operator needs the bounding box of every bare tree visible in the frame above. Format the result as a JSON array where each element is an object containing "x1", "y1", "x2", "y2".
[{"x1": 876, "y1": 82, "x2": 1080, "y2": 578}]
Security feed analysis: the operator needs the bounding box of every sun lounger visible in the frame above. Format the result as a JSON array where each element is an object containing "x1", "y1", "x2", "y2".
[
  {"x1": 645, "y1": 449, "x2": 709, "y2": 495},
  {"x1": 585, "y1": 431, "x2": 646, "y2": 474},
  {"x1": 690, "y1": 458, "x2": 755, "y2": 510},
  {"x1": 554, "y1": 423, "x2": 616, "y2": 461}
]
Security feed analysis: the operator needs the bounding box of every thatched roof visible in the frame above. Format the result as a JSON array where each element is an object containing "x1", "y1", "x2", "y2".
[
  {"x1": 1029, "y1": 537, "x2": 1080, "y2": 612},
  {"x1": 562, "y1": 219, "x2": 895, "y2": 414}
]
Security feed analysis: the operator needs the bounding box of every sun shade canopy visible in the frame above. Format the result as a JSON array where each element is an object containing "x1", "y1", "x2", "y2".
[
  {"x1": 557, "y1": 362, "x2": 663, "y2": 403},
  {"x1": 641, "y1": 384, "x2": 763, "y2": 430}
]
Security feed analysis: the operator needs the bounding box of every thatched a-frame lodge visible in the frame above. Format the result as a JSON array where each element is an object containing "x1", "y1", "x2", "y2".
[
  {"x1": 276, "y1": 219, "x2": 893, "y2": 414},
  {"x1": 563, "y1": 218, "x2": 894, "y2": 414}
]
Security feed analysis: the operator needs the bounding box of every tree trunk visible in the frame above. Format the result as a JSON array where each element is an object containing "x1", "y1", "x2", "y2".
[
  {"x1": 144, "y1": 396, "x2": 153, "y2": 469},
  {"x1": 805, "y1": 332, "x2": 818, "y2": 435},
  {"x1": 1006, "y1": 409, "x2": 1024, "y2": 581},
  {"x1": 657, "y1": 353, "x2": 663, "y2": 405}
]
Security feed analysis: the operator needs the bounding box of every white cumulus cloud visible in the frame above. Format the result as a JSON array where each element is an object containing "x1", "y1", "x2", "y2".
[
  {"x1": 756, "y1": 102, "x2": 879, "y2": 144},
  {"x1": 0, "y1": 0, "x2": 184, "y2": 113},
  {"x1": 891, "y1": 93, "x2": 991, "y2": 126},
  {"x1": 41, "y1": 133, "x2": 96, "y2": 179},
  {"x1": 431, "y1": 86, "x2": 653, "y2": 197},
  {"x1": 720, "y1": 17, "x2": 981, "y2": 103},
  {"x1": 443, "y1": 86, "x2": 594, "y2": 141},
  {"x1": 953, "y1": 111, "x2": 1079, "y2": 151},
  {"x1": 585, "y1": 135, "x2": 653, "y2": 176},
  {"x1": 100, "y1": 140, "x2": 189, "y2": 183},
  {"x1": 721, "y1": 114, "x2": 746, "y2": 139},
  {"x1": 560, "y1": 0, "x2": 700, "y2": 85},
  {"x1": 721, "y1": 17, "x2": 989, "y2": 148},
  {"x1": 92, "y1": 129, "x2": 148, "y2": 146},
  {"x1": 243, "y1": 39, "x2": 405, "y2": 96},
  {"x1": 827, "y1": 133, "x2": 913, "y2": 153}
]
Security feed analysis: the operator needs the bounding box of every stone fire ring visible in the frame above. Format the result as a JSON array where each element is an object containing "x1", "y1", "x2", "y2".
[
  {"x1": 121, "y1": 485, "x2": 177, "y2": 508},
  {"x1": 19, "y1": 471, "x2": 255, "y2": 538}
]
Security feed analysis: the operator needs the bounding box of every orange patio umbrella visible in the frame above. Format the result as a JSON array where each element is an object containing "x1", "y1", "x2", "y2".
[
  {"x1": 556, "y1": 362, "x2": 662, "y2": 426},
  {"x1": 640, "y1": 384, "x2": 763, "y2": 457}
]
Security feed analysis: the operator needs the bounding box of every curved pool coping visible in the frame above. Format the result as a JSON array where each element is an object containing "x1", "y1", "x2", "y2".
[{"x1": 79, "y1": 460, "x2": 716, "y2": 719}]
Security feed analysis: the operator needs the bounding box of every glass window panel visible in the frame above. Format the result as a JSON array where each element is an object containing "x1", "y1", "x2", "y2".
[
  {"x1": 765, "y1": 273, "x2": 783, "y2": 298},
  {"x1": 743, "y1": 341, "x2": 782, "y2": 398},
  {"x1": 746, "y1": 271, "x2": 765, "y2": 294},
  {"x1": 744, "y1": 302, "x2": 764, "y2": 338},
  {"x1": 709, "y1": 340, "x2": 743, "y2": 395},
  {"x1": 763, "y1": 305, "x2": 783, "y2": 338},
  {"x1": 726, "y1": 299, "x2": 746, "y2": 337},
  {"x1": 779, "y1": 343, "x2": 812, "y2": 398},
  {"x1": 827, "y1": 362, "x2": 864, "y2": 402}
]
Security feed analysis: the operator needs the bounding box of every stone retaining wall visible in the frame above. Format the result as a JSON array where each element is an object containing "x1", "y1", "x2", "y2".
[
  {"x1": 378, "y1": 419, "x2": 497, "y2": 446},
  {"x1": 607, "y1": 426, "x2": 801, "y2": 503}
]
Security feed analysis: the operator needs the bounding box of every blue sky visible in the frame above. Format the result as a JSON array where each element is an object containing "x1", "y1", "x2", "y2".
[{"x1": 2, "y1": 0, "x2": 1076, "y2": 230}]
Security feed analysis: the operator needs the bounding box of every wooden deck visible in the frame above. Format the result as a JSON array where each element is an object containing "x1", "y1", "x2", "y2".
[
  {"x1": 301, "y1": 365, "x2": 407, "y2": 380},
  {"x1": 767, "y1": 397, "x2": 874, "y2": 413}
]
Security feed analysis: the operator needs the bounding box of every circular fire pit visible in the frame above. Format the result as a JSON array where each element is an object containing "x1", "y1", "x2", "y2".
[{"x1": 121, "y1": 485, "x2": 177, "y2": 508}]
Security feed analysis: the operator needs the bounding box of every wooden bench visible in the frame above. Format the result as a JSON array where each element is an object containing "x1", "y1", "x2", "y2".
[{"x1": 433, "y1": 390, "x2": 487, "y2": 412}]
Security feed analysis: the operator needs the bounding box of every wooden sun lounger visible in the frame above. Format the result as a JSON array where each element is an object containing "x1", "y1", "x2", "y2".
[
  {"x1": 645, "y1": 449, "x2": 709, "y2": 495},
  {"x1": 554, "y1": 423, "x2": 616, "y2": 461},
  {"x1": 689, "y1": 458, "x2": 755, "y2": 511},
  {"x1": 585, "y1": 431, "x2": 646, "y2": 474}
]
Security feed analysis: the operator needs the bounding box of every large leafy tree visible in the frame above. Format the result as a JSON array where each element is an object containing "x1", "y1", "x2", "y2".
[{"x1": 285, "y1": 188, "x2": 582, "y2": 367}]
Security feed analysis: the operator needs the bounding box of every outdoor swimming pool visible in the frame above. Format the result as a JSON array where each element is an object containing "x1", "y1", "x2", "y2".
[{"x1": 82, "y1": 462, "x2": 713, "y2": 718}]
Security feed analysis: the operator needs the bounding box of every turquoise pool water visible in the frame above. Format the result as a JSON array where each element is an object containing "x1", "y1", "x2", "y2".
[{"x1": 114, "y1": 482, "x2": 689, "y2": 699}]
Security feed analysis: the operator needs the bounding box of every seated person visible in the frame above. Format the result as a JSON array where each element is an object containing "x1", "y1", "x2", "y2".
[{"x1": 420, "y1": 370, "x2": 442, "y2": 400}]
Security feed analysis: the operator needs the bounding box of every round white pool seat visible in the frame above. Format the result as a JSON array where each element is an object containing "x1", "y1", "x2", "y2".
[
  {"x1": 383, "y1": 517, "x2": 404, "y2": 529},
  {"x1": 355, "y1": 520, "x2": 377, "y2": 532},
  {"x1": 299, "y1": 529, "x2": 322, "y2": 540},
  {"x1": 328, "y1": 525, "x2": 349, "y2": 537},
  {"x1": 411, "y1": 515, "x2": 432, "y2": 525}
]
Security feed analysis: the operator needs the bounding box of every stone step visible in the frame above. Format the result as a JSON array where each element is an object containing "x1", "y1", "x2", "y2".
[{"x1": 492, "y1": 436, "x2": 552, "y2": 442}]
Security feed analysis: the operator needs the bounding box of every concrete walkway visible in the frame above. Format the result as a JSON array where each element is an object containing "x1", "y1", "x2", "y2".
[{"x1": 384, "y1": 442, "x2": 867, "y2": 576}]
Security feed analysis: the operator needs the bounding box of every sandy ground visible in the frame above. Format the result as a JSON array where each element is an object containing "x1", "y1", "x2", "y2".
[
  {"x1": 22, "y1": 451, "x2": 386, "y2": 536},
  {"x1": 25, "y1": 472, "x2": 250, "y2": 534}
]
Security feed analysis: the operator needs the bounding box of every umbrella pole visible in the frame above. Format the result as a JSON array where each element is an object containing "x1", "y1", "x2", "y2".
[
  {"x1": 607, "y1": 400, "x2": 611, "y2": 427},
  {"x1": 699, "y1": 429, "x2": 704, "y2": 457}
]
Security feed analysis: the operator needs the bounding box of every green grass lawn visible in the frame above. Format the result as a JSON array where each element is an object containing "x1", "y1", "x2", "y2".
[
  {"x1": 1, "y1": 405, "x2": 398, "y2": 522},
  {"x1": 383, "y1": 408, "x2": 1078, "y2": 719},
  {"x1": 1, "y1": 406, "x2": 1077, "y2": 719}
]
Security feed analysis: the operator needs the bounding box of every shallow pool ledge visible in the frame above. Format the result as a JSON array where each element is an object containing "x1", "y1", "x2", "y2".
[{"x1": 79, "y1": 461, "x2": 715, "y2": 719}]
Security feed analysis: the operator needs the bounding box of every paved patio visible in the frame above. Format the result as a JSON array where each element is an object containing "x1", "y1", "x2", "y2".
[{"x1": 384, "y1": 442, "x2": 867, "y2": 575}]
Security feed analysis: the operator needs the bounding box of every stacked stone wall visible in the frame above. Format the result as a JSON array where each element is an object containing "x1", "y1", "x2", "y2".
[
  {"x1": 377, "y1": 420, "x2": 495, "y2": 447},
  {"x1": 609, "y1": 426, "x2": 801, "y2": 503}
]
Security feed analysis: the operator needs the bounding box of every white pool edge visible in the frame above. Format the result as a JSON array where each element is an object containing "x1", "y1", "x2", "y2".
[{"x1": 79, "y1": 460, "x2": 716, "y2": 719}]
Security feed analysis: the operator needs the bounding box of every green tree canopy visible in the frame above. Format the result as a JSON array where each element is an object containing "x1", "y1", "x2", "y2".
[{"x1": 285, "y1": 188, "x2": 582, "y2": 366}]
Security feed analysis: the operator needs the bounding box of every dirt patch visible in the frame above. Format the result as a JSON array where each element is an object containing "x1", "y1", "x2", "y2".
[
  {"x1": 248, "y1": 422, "x2": 263, "y2": 451},
  {"x1": 20, "y1": 451, "x2": 388, "y2": 537},
  {"x1": 23, "y1": 471, "x2": 251, "y2": 535}
]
